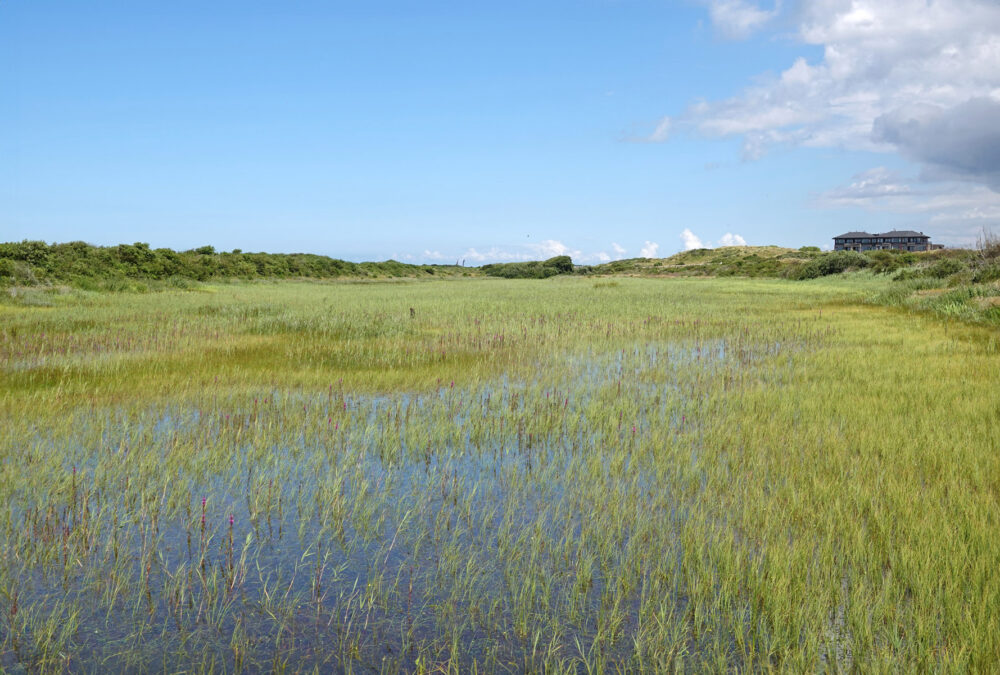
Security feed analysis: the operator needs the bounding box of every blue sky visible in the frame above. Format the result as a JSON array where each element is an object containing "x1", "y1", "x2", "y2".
[{"x1": 3, "y1": 1, "x2": 999, "y2": 262}]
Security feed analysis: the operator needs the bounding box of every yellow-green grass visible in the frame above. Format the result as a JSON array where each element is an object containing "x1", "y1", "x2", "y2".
[{"x1": 1, "y1": 277, "x2": 998, "y2": 672}]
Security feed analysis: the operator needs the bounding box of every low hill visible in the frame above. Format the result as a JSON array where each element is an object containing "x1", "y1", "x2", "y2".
[
  {"x1": 0, "y1": 240, "x2": 476, "y2": 290},
  {"x1": 589, "y1": 246, "x2": 803, "y2": 278}
]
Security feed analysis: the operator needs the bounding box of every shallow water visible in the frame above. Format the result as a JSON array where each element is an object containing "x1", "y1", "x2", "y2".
[{"x1": 2, "y1": 338, "x2": 792, "y2": 672}]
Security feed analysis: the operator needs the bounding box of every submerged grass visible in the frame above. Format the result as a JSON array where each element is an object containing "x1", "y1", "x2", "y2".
[{"x1": 1, "y1": 277, "x2": 998, "y2": 672}]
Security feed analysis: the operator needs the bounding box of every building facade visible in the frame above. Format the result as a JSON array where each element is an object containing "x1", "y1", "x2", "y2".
[{"x1": 833, "y1": 231, "x2": 939, "y2": 252}]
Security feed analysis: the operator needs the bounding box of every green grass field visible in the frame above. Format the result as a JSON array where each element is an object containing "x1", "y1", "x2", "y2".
[{"x1": 1, "y1": 277, "x2": 998, "y2": 672}]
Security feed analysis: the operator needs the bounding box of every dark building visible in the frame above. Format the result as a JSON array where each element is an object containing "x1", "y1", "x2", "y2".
[{"x1": 833, "y1": 230, "x2": 941, "y2": 252}]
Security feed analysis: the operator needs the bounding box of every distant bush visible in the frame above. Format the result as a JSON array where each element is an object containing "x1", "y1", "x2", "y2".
[
  {"x1": 482, "y1": 256, "x2": 574, "y2": 279},
  {"x1": 892, "y1": 268, "x2": 922, "y2": 281},
  {"x1": 798, "y1": 246, "x2": 821, "y2": 253},
  {"x1": 972, "y1": 263, "x2": 1000, "y2": 284},
  {"x1": 926, "y1": 258, "x2": 966, "y2": 279},
  {"x1": 865, "y1": 250, "x2": 917, "y2": 275},
  {"x1": 792, "y1": 251, "x2": 870, "y2": 279},
  {"x1": 0, "y1": 240, "x2": 470, "y2": 288}
]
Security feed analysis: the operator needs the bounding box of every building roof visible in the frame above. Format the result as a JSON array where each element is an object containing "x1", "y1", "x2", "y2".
[
  {"x1": 880, "y1": 230, "x2": 927, "y2": 238},
  {"x1": 833, "y1": 230, "x2": 928, "y2": 239}
]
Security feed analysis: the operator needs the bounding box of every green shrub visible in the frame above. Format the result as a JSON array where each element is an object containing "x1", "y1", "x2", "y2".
[
  {"x1": 545, "y1": 256, "x2": 574, "y2": 274},
  {"x1": 482, "y1": 256, "x2": 574, "y2": 279},
  {"x1": 972, "y1": 264, "x2": 1000, "y2": 284},
  {"x1": 0, "y1": 240, "x2": 473, "y2": 287},
  {"x1": 792, "y1": 251, "x2": 870, "y2": 279},
  {"x1": 0, "y1": 258, "x2": 14, "y2": 284},
  {"x1": 927, "y1": 258, "x2": 966, "y2": 279},
  {"x1": 893, "y1": 268, "x2": 922, "y2": 281},
  {"x1": 865, "y1": 250, "x2": 917, "y2": 275}
]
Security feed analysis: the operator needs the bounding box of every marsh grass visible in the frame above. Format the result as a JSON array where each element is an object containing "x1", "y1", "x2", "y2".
[{"x1": 1, "y1": 278, "x2": 998, "y2": 672}]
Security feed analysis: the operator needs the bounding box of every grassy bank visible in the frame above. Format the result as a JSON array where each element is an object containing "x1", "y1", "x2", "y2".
[
  {"x1": 6, "y1": 239, "x2": 1000, "y2": 327},
  {"x1": 2, "y1": 277, "x2": 998, "y2": 671},
  {"x1": 586, "y1": 241, "x2": 1000, "y2": 327}
]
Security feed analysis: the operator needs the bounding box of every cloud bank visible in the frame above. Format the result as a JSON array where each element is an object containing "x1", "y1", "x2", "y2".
[{"x1": 663, "y1": 0, "x2": 1000, "y2": 191}]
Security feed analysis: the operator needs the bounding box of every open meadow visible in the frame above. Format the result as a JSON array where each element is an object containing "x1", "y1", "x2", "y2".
[{"x1": 1, "y1": 277, "x2": 998, "y2": 672}]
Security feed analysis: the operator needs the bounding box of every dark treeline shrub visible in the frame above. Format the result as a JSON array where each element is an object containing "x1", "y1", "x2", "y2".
[
  {"x1": 0, "y1": 240, "x2": 465, "y2": 287},
  {"x1": 790, "y1": 250, "x2": 870, "y2": 279},
  {"x1": 926, "y1": 258, "x2": 966, "y2": 279},
  {"x1": 894, "y1": 257, "x2": 969, "y2": 282},
  {"x1": 866, "y1": 250, "x2": 917, "y2": 275},
  {"x1": 972, "y1": 264, "x2": 1000, "y2": 284},
  {"x1": 481, "y1": 256, "x2": 574, "y2": 279}
]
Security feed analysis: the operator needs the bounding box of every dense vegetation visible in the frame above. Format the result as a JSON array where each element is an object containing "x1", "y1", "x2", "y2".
[
  {"x1": 2, "y1": 278, "x2": 998, "y2": 671},
  {"x1": 586, "y1": 243, "x2": 992, "y2": 281},
  {"x1": 583, "y1": 238, "x2": 1000, "y2": 326},
  {"x1": 5, "y1": 237, "x2": 1000, "y2": 326},
  {"x1": 0, "y1": 240, "x2": 470, "y2": 290},
  {"x1": 480, "y1": 255, "x2": 574, "y2": 279}
]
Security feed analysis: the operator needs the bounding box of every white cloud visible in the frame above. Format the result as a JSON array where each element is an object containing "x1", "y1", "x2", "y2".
[
  {"x1": 456, "y1": 239, "x2": 583, "y2": 264},
  {"x1": 648, "y1": 117, "x2": 672, "y2": 142},
  {"x1": 664, "y1": 0, "x2": 1000, "y2": 182},
  {"x1": 717, "y1": 233, "x2": 748, "y2": 246},
  {"x1": 705, "y1": 0, "x2": 780, "y2": 39},
  {"x1": 532, "y1": 239, "x2": 581, "y2": 258},
  {"x1": 653, "y1": 0, "x2": 1000, "y2": 242},
  {"x1": 461, "y1": 247, "x2": 530, "y2": 263},
  {"x1": 423, "y1": 249, "x2": 447, "y2": 260},
  {"x1": 611, "y1": 242, "x2": 627, "y2": 259},
  {"x1": 680, "y1": 229, "x2": 705, "y2": 250},
  {"x1": 640, "y1": 241, "x2": 660, "y2": 257},
  {"x1": 594, "y1": 251, "x2": 612, "y2": 262}
]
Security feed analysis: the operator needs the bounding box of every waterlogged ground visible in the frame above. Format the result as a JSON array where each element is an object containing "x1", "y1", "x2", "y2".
[{"x1": 1, "y1": 278, "x2": 999, "y2": 672}]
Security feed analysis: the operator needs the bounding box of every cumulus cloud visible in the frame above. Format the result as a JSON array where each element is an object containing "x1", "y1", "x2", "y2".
[
  {"x1": 640, "y1": 241, "x2": 660, "y2": 257},
  {"x1": 532, "y1": 239, "x2": 582, "y2": 259},
  {"x1": 872, "y1": 98, "x2": 1000, "y2": 190},
  {"x1": 717, "y1": 233, "x2": 748, "y2": 246},
  {"x1": 461, "y1": 247, "x2": 523, "y2": 263},
  {"x1": 455, "y1": 239, "x2": 585, "y2": 264},
  {"x1": 706, "y1": 0, "x2": 780, "y2": 39},
  {"x1": 680, "y1": 229, "x2": 705, "y2": 250},
  {"x1": 661, "y1": 0, "x2": 1000, "y2": 186},
  {"x1": 594, "y1": 251, "x2": 612, "y2": 262},
  {"x1": 611, "y1": 242, "x2": 627, "y2": 259}
]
